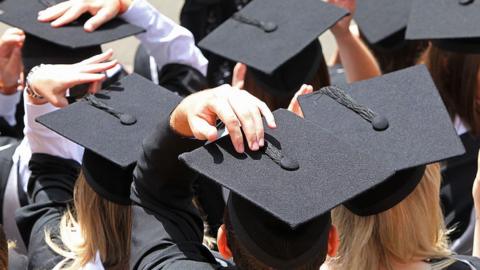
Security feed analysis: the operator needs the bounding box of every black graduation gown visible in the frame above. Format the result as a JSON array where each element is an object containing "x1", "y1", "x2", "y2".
[
  {"x1": 130, "y1": 117, "x2": 234, "y2": 269},
  {"x1": 8, "y1": 248, "x2": 28, "y2": 270},
  {"x1": 441, "y1": 133, "x2": 480, "y2": 241},
  {"x1": 0, "y1": 139, "x2": 19, "y2": 223},
  {"x1": 15, "y1": 153, "x2": 80, "y2": 270}
]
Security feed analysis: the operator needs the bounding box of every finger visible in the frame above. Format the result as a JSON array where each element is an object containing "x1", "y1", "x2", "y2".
[
  {"x1": 2, "y1": 34, "x2": 25, "y2": 46},
  {"x1": 232, "y1": 63, "x2": 247, "y2": 89},
  {"x1": 5, "y1": 47, "x2": 23, "y2": 77},
  {"x1": 50, "y1": 3, "x2": 88, "y2": 27},
  {"x1": 256, "y1": 100, "x2": 276, "y2": 129},
  {"x1": 84, "y1": 7, "x2": 117, "y2": 32},
  {"x1": 37, "y1": 1, "x2": 72, "y2": 22},
  {"x1": 229, "y1": 96, "x2": 260, "y2": 151},
  {"x1": 189, "y1": 117, "x2": 218, "y2": 141},
  {"x1": 48, "y1": 94, "x2": 69, "y2": 108},
  {"x1": 78, "y1": 60, "x2": 118, "y2": 73},
  {"x1": 209, "y1": 98, "x2": 244, "y2": 153},
  {"x1": 87, "y1": 80, "x2": 102, "y2": 94},
  {"x1": 66, "y1": 73, "x2": 106, "y2": 88},
  {"x1": 79, "y1": 49, "x2": 114, "y2": 65}
]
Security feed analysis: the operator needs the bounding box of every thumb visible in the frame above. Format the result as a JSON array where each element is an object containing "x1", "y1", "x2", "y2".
[{"x1": 190, "y1": 117, "x2": 218, "y2": 141}]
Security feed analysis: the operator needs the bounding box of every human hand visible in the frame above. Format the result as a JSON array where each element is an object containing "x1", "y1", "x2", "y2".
[
  {"x1": 170, "y1": 85, "x2": 276, "y2": 153},
  {"x1": 328, "y1": 0, "x2": 355, "y2": 38},
  {"x1": 287, "y1": 84, "x2": 313, "y2": 118},
  {"x1": 0, "y1": 28, "x2": 25, "y2": 95},
  {"x1": 37, "y1": 0, "x2": 132, "y2": 32},
  {"x1": 27, "y1": 49, "x2": 117, "y2": 107}
]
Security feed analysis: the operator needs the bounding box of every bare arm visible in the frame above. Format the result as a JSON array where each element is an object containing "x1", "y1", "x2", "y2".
[{"x1": 328, "y1": 0, "x2": 381, "y2": 83}]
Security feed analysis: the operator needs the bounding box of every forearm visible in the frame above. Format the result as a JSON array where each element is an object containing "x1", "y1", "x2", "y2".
[
  {"x1": 24, "y1": 91, "x2": 84, "y2": 163},
  {"x1": 132, "y1": 115, "x2": 204, "y2": 210},
  {"x1": 334, "y1": 31, "x2": 381, "y2": 83},
  {"x1": 121, "y1": 0, "x2": 208, "y2": 75}
]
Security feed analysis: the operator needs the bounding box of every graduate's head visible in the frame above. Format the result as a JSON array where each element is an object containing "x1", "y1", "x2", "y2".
[
  {"x1": 296, "y1": 66, "x2": 466, "y2": 269},
  {"x1": 359, "y1": 30, "x2": 428, "y2": 73},
  {"x1": 37, "y1": 75, "x2": 182, "y2": 269},
  {"x1": 197, "y1": 0, "x2": 350, "y2": 111},
  {"x1": 232, "y1": 41, "x2": 330, "y2": 111},
  {"x1": 331, "y1": 164, "x2": 451, "y2": 270},
  {"x1": 70, "y1": 169, "x2": 132, "y2": 268},
  {"x1": 354, "y1": 0, "x2": 428, "y2": 73},
  {"x1": 405, "y1": 0, "x2": 480, "y2": 135},
  {"x1": 424, "y1": 43, "x2": 480, "y2": 136},
  {"x1": 216, "y1": 195, "x2": 339, "y2": 270},
  {"x1": 180, "y1": 110, "x2": 398, "y2": 270}
]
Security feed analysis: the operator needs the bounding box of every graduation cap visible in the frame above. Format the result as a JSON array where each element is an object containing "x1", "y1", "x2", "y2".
[
  {"x1": 36, "y1": 74, "x2": 182, "y2": 204},
  {"x1": 198, "y1": 0, "x2": 348, "y2": 96},
  {"x1": 355, "y1": 0, "x2": 413, "y2": 47},
  {"x1": 406, "y1": 0, "x2": 480, "y2": 53},
  {"x1": 180, "y1": 109, "x2": 393, "y2": 269},
  {"x1": 0, "y1": 0, "x2": 143, "y2": 71},
  {"x1": 298, "y1": 65, "x2": 465, "y2": 216}
]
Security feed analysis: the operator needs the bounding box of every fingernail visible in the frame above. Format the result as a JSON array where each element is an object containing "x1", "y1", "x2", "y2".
[
  {"x1": 259, "y1": 138, "x2": 265, "y2": 147},
  {"x1": 237, "y1": 143, "x2": 244, "y2": 153},
  {"x1": 251, "y1": 141, "x2": 259, "y2": 151}
]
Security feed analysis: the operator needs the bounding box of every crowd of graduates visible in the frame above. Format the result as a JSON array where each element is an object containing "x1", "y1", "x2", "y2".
[{"x1": 0, "y1": 0, "x2": 480, "y2": 269}]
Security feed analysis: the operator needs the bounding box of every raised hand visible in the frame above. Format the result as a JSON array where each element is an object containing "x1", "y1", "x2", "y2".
[
  {"x1": 37, "y1": 0, "x2": 132, "y2": 32},
  {"x1": 170, "y1": 85, "x2": 276, "y2": 154},
  {"x1": 327, "y1": 0, "x2": 356, "y2": 37},
  {"x1": 27, "y1": 49, "x2": 117, "y2": 107},
  {"x1": 287, "y1": 84, "x2": 314, "y2": 118},
  {"x1": 0, "y1": 28, "x2": 25, "y2": 95}
]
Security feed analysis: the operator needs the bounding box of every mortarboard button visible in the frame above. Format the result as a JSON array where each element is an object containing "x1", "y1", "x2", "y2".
[
  {"x1": 84, "y1": 95, "x2": 137, "y2": 126},
  {"x1": 459, "y1": 0, "x2": 474, "y2": 5},
  {"x1": 372, "y1": 115, "x2": 389, "y2": 131},
  {"x1": 263, "y1": 140, "x2": 299, "y2": 171},
  {"x1": 232, "y1": 13, "x2": 278, "y2": 33}
]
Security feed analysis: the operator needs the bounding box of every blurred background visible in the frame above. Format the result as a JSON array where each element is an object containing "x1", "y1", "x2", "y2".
[{"x1": 0, "y1": 0, "x2": 337, "y2": 72}]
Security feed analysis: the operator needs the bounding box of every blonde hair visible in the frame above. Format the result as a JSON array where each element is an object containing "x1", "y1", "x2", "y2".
[
  {"x1": 47, "y1": 172, "x2": 132, "y2": 270},
  {"x1": 330, "y1": 164, "x2": 452, "y2": 270}
]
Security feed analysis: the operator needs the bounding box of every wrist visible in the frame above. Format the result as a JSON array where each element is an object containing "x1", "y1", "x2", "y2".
[{"x1": 332, "y1": 28, "x2": 354, "y2": 42}]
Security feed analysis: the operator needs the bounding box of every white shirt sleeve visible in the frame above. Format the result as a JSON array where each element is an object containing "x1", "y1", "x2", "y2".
[
  {"x1": 120, "y1": 0, "x2": 209, "y2": 76},
  {"x1": 23, "y1": 91, "x2": 84, "y2": 164},
  {"x1": 0, "y1": 91, "x2": 21, "y2": 126}
]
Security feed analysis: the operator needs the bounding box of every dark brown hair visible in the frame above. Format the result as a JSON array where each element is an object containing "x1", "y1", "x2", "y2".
[
  {"x1": 243, "y1": 57, "x2": 330, "y2": 111},
  {"x1": 360, "y1": 32, "x2": 428, "y2": 74},
  {"x1": 424, "y1": 44, "x2": 480, "y2": 136},
  {"x1": 224, "y1": 211, "x2": 326, "y2": 270},
  {"x1": 0, "y1": 225, "x2": 7, "y2": 270}
]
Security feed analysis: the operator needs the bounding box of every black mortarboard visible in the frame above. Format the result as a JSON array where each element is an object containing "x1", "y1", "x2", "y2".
[
  {"x1": 299, "y1": 65, "x2": 465, "y2": 216},
  {"x1": 198, "y1": 0, "x2": 348, "y2": 95},
  {"x1": 355, "y1": 0, "x2": 412, "y2": 46},
  {"x1": 180, "y1": 109, "x2": 393, "y2": 269},
  {"x1": 406, "y1": 0, "x2": 480, "y2": 53},
  {"x1": 0, "y1": 0, "x2": 143, "y2": 49},
  {"x1": 36, "y1": 74, "x2": 181, "y2": 204},
  {"x1": 0, "y1": 0, "x2": 143, "y2": 72}
]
